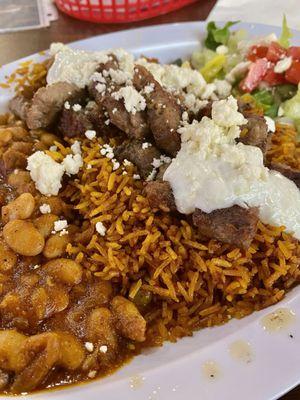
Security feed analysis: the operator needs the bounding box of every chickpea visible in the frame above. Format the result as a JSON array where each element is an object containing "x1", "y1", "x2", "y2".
[
  {"x1": 3, "y1": 149, "x2": 27, "y2": 170},
  {"x1": 0, "y1": 128, "x2": 12, "y2": 144},
  {"x1": 8, "y1": 126, "x2": 29, "y2": 140},
  {"x1": 7, "y1": 171, "x2": 36, "y2": 196},
  {"x1": 33, "y1": 214, "x2": 58, "y2": 238},
  {"x1": 43, "y1": 258, "x2": 82, "y2": 285},
  {"x1": 0, "y1": 239, "x2": 17, "y2": 272},
  {"x1": 3, "y1": 220, "x2": 45, "y2": 256},
  {"x1": 43, "y1": 233, "x2": 69, "y2": 259},
  {"x1": 2, "y1": 193, "x2": 35, "y2": 223}
]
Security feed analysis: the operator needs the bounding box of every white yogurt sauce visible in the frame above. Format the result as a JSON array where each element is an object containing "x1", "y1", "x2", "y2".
[{"x1": 164, "y1": 96, "x2": 300, "y2": 240}]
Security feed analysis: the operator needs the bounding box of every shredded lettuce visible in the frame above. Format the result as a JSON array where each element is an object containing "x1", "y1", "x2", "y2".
[
  {"x1": 200, "y1": 54, "x2": 226, "y2": 82},
  {"x1": 205, "y1": 21, "x2": 239, "y2": 51},
  {"x1": 279, "y1": 15, "x2": 292, "y2": 49},
  {"x1": 282, "y1": 84, "x2": 300, "y2": 131},
  {"x1": 252, "y1": 89, "x2": 278, "y2": 118}
]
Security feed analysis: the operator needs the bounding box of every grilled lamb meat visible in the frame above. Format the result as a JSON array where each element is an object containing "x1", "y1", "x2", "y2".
[
  {"x1": 115, "y1": 140, "x2": 161, "y2": 179},
  {"x1": 133, "y1": 65, "x2": 182, "y2": 157},
  {"x1": 238, "y1": 115, "x2": 270, "y2": 154},
  {"x1": 9, "y1": 95, "x2": 30, "y2": 122},
  {"x1": 144, "y1": 181, "x2": 176, "y2": 212},
  {"x1": 270, "y1": 162, "x2": 300, "y2": 188},
  {"x1": 192, "y1": 205, "x2": 259, "y2": 249},
  {"x1": 26, "y1": 82, "x2": 83, "y2": 130},
  {"x1": 58, "y1": 108, "x2": 93, "y2": 138}
]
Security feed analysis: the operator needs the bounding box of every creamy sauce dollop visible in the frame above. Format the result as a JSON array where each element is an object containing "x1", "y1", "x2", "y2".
[{"x1": 164, "y1": 96, "x2": 300, "y2": 240}]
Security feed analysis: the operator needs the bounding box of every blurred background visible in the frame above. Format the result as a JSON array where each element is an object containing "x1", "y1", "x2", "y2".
[{"x1": 0, "y1": 0, "x2": 299, "y2": 399}]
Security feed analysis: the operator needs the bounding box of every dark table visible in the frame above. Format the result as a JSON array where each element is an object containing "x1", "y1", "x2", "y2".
[{"x1": 0, "y1": 1, "x2": 299, "y2": 398}]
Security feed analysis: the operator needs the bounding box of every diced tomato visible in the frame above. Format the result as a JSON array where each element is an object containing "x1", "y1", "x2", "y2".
[
  {"x1": 266, "y1": 42, "x2": 287, "y2": 62},
  {"x1": 240, "y1": 58, "x2": 269, "y2": 92},
  {"x1": 263, "y1": 67, "x2": 286, "y2": 85},
  {"x1": 285, "y1": 60, "x2": 300, "y2": 84},
  {"x1": 287, "y1": 46, "x2": 300, "y2": 60},
  {"x1": 247, "y1": 45, "x2": 268, "y2": 61}
]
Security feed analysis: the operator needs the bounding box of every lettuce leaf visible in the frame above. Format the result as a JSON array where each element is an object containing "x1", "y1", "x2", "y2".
[
  {"x1": 205, "y1": 21, "x2": 239, "y2": 51},
  {"x1": 282, "y1": 84, "x2": 300, "y2": 132},
  {"x1": 279, "y1": 15, "x2": 292, "y2": 49}
]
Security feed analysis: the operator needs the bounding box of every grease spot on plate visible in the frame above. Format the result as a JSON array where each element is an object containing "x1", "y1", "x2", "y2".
[
  {"x1": 148, "y1": 385, "x2": 161, "y2": 399},
  {"x1": 129, "y1": 374, "x2": 145, "y2": 390},
  {"x1": 261, "y1": 308, "x2": 296, "y2": 332},
  {"x1": 202, "y1": 361, "x2": 221, "y2": 380},
  {"x1": 229, "y1": 340, "x2": 253, "y2": 363}
]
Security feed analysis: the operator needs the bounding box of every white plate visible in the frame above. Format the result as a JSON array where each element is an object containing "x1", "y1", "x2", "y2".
[{"x1": 1, "y1": 21, "x2": 300, "y2": 400}]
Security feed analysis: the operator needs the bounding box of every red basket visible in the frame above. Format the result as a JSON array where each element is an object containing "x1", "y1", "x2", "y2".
[{"x1": 55, "y1": 0, "x2": 197, "y2": 23}]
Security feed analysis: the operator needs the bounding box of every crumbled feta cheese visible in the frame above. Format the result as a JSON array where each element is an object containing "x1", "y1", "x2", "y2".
[
  {"x1": 133, "y1": 174, "x2": 140, "y2": 180},
  {"x1": 112, "y1": 86, "x2": 146, "y2": 114},
  {"x1": 39, "y1": 203, "x2": 51, "y2": 214},
  {"x1": 142, "y1": 142, "x2": 152, "y2": 149},
  {"x1": 112, "y1": 159, "x2": 120, "y2": 171},
  {"x1": 64, "y1": 101, "x2": 71, "y2": 110},
  {"x1": 90, "y1": 71, "x2": 105, "y2": 83},
  {"x1": 146, "y1": 169, "x2": 157, "y2": 181},
  {"x1": 109, "y1": 68, "x2": 132, "y2": 85},
  {"x1": 99, "y1": 345, "x2": 108, "y2": 353},
  {"x1": 274, "y1": 56, "x2": 292, "y2": 73},
  {"x1": 72, "y1": 104, "x2": 82, "y2": 112},
  {"x1": 264, "y1": 116, "x2": 276, "y2": 133},
  {"x1": 96, "y1": 221, "x2": 106, "y2": 236},
  {"x1": 214, "y1": 79, "x2": 232, "y2": 98},
  {"x1": 59, "y1": 229, "x2": 69, "y2": 236},
  {"x1": 277, "y1": 106, "x2": 284, "y2": 117},
  {"x1": 216, "y1": 45, "x2": 229, "y2": 55},
  {"x1": 144, "y1": 83, "x2": 155, "y2": 94},
  {"x1": 152, "y1": 158, "x2": 162, "y2": 168},
  {"x1": 123, "y1": 159, "x2": 132, "y2": 166},
  {"x1": 122, "y1": 171, "x2": 127, "y2": 175},
  {"x1": 85, "y1": 130, "x2": 96, "y2": 140},
  {"x1": 104, "y1": 119, "x2": 110, "y2": 125},
  {"x1": 87, "y1": 164, "x2": 92, "y2": 169},
  {"x1": 201, "y1": 83, "x2": 217, "y2": 100},
  {"x1": 182, "y1": 111, "x2": 189, "y2": 122},
  {"x1": 88, "y1": 370, "x2": 97, "y2": 379},
  {"x1": 85, "y1": 342, "x2": 94, "y2": 352},
  {"x1": 95, "y1": 82, "x2": 106, "y2": 93},
  {"x1": 71, "y1": 140, "x2": 81, "y2": 155},
  {"x1": 32, "y1": 264, "x2": 40, "y2": 270},
  {"x1": 211, "y1": 96, "x2": 247, "y2": 128},
  {"x1": 112, "y1": 108, "x2": 117, "y2": 114},
  {"x1": 53, "y1": 220, "x2": 68, "y2": 232},
  {"x1": 62, "y1": 153, "x2": 83, "y2": 175},
  {"x1": 27, "y1": 151, "x2": 65, "y2": 196},
  {"x1": 49, "y1": 145, "x2": 58, "y2": 152}
]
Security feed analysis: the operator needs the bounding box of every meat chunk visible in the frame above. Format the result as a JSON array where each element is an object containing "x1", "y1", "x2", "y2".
[
  {"x1": 26, "y1": 82, "x2": 83, "y2": 130},
  {"x1": 111, "y1": 296, "x2": 146, "y2": 342},
  {"x1": 270, "y1": 162, "x2": 300, "y2": 188},
  {"x1": 114, "y1": 140, "x2": 161, "y2": 179},
  {"x1": 144, "y1": 181, "x2": 176, "y2": 212},
  {"x1": 59, "y1": 108, "x2": 93, "y2": 138},
  {"x1": 133, "y1": 65, "x2": 182, "y2": 156},
  {"x1": 103, "y1": 94, "x2": 150, "y2": 140},
  {"x1": 192, "y1": 205, "x2": 259, "y2": 249},
  {"x1": 238, "y1": 115, "x2": 270, "y2": 154},
  {"x1": 9, "y1": 95, "x2": 30, "y2": 121}
]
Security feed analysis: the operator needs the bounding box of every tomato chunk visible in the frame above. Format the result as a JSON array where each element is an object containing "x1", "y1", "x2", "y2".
[
  {"x1": 247, "y1": 45, "x2": 268, "y2": 61},
  {"x1": 263, "y1": 67, "x2": 286, "y2": 85},
  {"x1": 285, "y1": 60, "x2": 300, "y2": 84},
  {"x1": 287, "y1": 46, "x2": 300, "y2": 60},
  {"x1": 240, "y1": 58, "x2": 269, "y2": 92},
  {"x1": 266, "y1": 42, "x2": 287, "y2": 62}
]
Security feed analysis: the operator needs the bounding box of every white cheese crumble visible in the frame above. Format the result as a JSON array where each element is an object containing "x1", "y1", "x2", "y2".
[
  {"x1": 112, "y1": 86, "x2": 146, "y2": 115},
  {"x1": 49, "y1": 145, "x2": 58, "y2": 152},
  {"x1": 264, "y1": 116, "x2": 276, "y2": 133},
  {"x1": 27, "y1": 151, "x2": 65, "y2": 196},
  {"x1": 32, "y1": 264, "x2": 40, "y2": 270},
  {"x1": 123, "y1": 159, "x2": 132, "y2": 166},
  {"x1": 62, "y1": 153, "x2": 83, "y2": 175},
  {"x1": 88, "y1": 371, "x2": 97, "y2": 379},
  {"x1": 99, "y1": 345, "x2": 108, "y2": 353},
  {"x1": 85, "y1": 342, "x2": 94, "y2": 352},
  {"x1": 95, "y1": 82, "x2": 106, "y2": 94},
  {"x1": 274, "y1": 56, "x2": 292, "y2": 73},
  {"x1": 216, "y1": 45, "x2": 229, "y2": 55},
  {"x1": 95, "y1": 221, "x2": 106, "y2": 236},
  {"x1": 112, "y1": 159, "x2": 120, "y2": 171},
  {"x1": 64, "y1": 101, "x2": 71, "y2": 110},
  {"x1": 72, "y1": 104, "x2": 82, "y2": 112},
  {"x1": 53, "y1": 220, "x2": 68, "y2": 232},
  {"x1": 164, "y1": 96, "x2": 300, "y2": 240},
  {"x1": 144, "y1": 83, "x2": 155, "y2": 94},
  {"x1": 59, "y1": 229, "x2": 69, "y2": 236},
  {"x1": 133, "y1": 174, "x2": 140, "y2": 180},
  {"x1": 142, "y1": 142, "x2": 152, "y2": 149},
  {"x1": 71, "y1": 140, "x2": 82, "y2": 155},
  {"x1": 39, "y1": 203, "x2": 51, "y2": 214},
  {"x1": 85, "y1": 130, "x2": 96, "y2": 140}
]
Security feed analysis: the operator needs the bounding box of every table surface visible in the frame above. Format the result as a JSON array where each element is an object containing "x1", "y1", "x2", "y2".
[{"x1": 0, "y1": 1, "x2": 299, "y2": 398}]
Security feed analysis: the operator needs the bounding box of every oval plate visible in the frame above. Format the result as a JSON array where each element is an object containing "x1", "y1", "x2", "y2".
[{"x1": 1, "y1": 21, "x2": 300, "y2": 400}]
